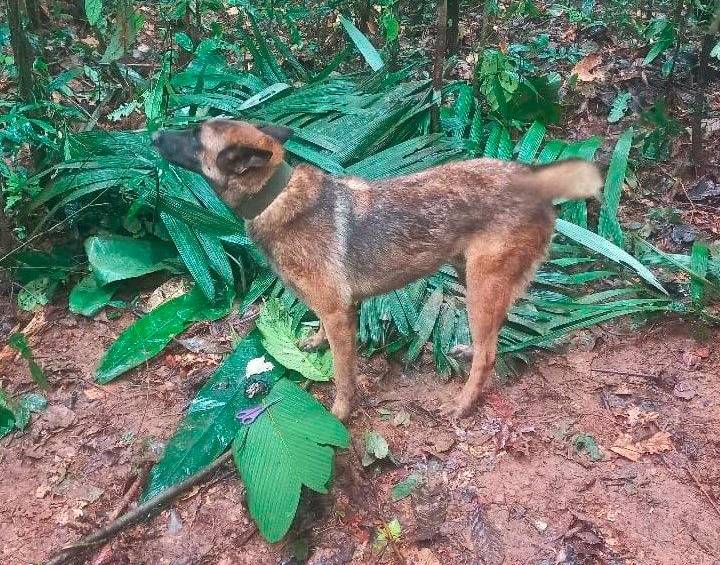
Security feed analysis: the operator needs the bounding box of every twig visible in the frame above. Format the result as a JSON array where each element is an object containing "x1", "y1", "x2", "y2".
[
  {"x1": 349, "y1": 441, "x2": 406, "y2": 565},
  {"x1": 590, "y1": 367, "x2": 660, "y2": 381},
  {"x1": 90, "y1": 463, "x2": 151, "y2": 565},
  {"x1": 44, "y1": 450, "x2": 234, "y2": 565},
  {"x1": 680, "y1": 460, "x2": 720, "y2": 518}
]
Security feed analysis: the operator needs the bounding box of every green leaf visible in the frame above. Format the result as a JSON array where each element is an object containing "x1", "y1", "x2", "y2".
[
  {"x1": 573, "y1": 433, "x2": 602, "y2": 461},
  {"x1": 0, "y1": 390, "x2": 17, "y2": 438},
  {"x1": 598, "y1": 128, "x2": 633, "y2": 247},
  {"x1": 365, "y1": 430, "x2": 390, "y2": 460},
  {"x1": 69, "y1": 274, "x2": 117, "y2": 317},
  {"x1": 174, "y1": 32, "x2": 193, "y2": 51},
  {"x1": 95, "y1": 284, "x2": 233, "y2": 383},
  {"x1": 711, "y1": 40, "x2": 720, "y2": 61},
  {"x1": 256, "y1": 299, "x2": 333, "y2": 382},
  {"x1": 8, "y1": 333, "x2": 48, "y2": 389},
  {"x1": 161, "y1": 212, "x2": 216, "y2": 300},
  {"x1": 608, "y1": 91, "x2": 631, "y2": 123},
  {"x1": 391, "y1": 473, "x2": 421, "y2": 501},
  {"x1": 406, "y1": 288, "x2": 443, "y2": 361},
  {"x1": 85, "y1": 235, "x2": 178, "y2": 287},
  {"x1": 17, "y1": 277, "x2": 57, "y2": 311},
  {"x1": 101, "y1": 10, "x2": 144, "y2": 64},
  {"x1": 690, "y1": 241, "x2": 709, "y2": 306},
  {"x1": 516, "y1": 120, "x2": 546, "y2": 163},
  {"x1": 142, "y1": 330, "x2": 284, "y2": 501},
  {"x1": 555, "y1": 219, "x2": 667, "y2": 294},
  {"x1": 85, "y1": 0, "x2": 103, "y2": 26},
  {"x1": 374, "y1": 518, "x2": 402, "y2": 552},
  {"x1": 233, "y1": 379, "x2": 349, "y2": 542},
  {"x1": 14, "y1": 393, "x2": 48, "y2": 430},
  {"x1": 340, "y1": 16, "x2": 384, "y2": 71}
]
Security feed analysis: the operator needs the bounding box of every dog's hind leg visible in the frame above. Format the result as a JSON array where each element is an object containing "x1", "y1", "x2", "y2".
[{"x1": 453, "y1": 229, "x2": 549, "y2": 417}]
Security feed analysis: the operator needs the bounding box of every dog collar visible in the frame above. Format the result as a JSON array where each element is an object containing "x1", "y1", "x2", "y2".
[{"x1": 238, "y1": 161, "x2": 294, "y2": 219}]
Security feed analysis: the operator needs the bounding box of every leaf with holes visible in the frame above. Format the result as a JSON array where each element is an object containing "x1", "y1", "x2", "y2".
[
  {"x1": 608, "y1": 91, "x2": 631, "y2": 123},
  {"x1": 256, "y1": 299, "x2": 333, "y2": 381}
]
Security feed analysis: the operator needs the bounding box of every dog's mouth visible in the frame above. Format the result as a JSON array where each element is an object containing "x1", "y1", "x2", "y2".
[{"x1": 152, "y1": 129, "x2": 203, "y2": 174}]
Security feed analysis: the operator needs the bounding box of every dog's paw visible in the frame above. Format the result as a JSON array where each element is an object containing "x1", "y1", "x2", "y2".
[
  {"x1": 331, "y1": 399, "x2": 351, "y2": 422},
  {"x1": 297, "y1": 333, "x2": 327, "y2": 352}
]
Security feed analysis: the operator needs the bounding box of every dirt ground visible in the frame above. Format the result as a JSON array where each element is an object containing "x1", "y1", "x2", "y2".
[{"x1": 1, "y1": 299, "x2": 719, "y2": 565}]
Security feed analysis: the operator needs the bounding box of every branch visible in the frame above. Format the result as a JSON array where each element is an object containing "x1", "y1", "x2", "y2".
[{"x1": 44, "y1": 450, "x2": 234, "y2": 565}]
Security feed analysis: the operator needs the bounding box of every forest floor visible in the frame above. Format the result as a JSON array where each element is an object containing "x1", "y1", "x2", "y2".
[{"x1": 1, "y1": 299, "x2": 719, "y2": 565}]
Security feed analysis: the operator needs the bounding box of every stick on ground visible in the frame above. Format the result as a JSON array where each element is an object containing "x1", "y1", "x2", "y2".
[{"x1": 44, "y1": 450, "x2": 234, "y2": 565}]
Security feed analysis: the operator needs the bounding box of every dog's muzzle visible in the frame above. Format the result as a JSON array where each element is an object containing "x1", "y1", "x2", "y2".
[{"x1": 152, "y1": 129, "x2": 203, "y2": 174}]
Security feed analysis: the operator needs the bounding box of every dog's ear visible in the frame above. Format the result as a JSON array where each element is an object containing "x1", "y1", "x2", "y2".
[
  {"x1": 258, "y1": 124, "x2": 293, "y2": 144},
  {"x1": 216, "y1": 145, "x2": 273, "y2": 174}
]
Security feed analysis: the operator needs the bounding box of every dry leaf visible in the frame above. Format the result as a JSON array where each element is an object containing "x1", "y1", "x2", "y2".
[
  {"x1": 610, "y1": 431, "x2": 673, "y2": 461},
  {"x1": 572, "y1": 53, "x2": 603, "y2": 82},
  {"x1": 625, "y1": 406, "x2": 659, "y2": 426},
  {"x1": 145, "y1": 277, "x2": 191, "y2": 311}
]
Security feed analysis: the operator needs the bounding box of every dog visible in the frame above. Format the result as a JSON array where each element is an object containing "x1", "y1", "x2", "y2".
[{"x1": 153, "y1": 119, "x2": 602, "y2": 421}]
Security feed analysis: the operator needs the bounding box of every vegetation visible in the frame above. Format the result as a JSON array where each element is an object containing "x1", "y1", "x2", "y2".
[{"x1": 1, "y1": 0, "x2": 719, "y2": 546}]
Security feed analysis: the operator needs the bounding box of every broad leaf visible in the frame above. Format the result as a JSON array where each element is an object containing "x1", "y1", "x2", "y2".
[
  {"x1": 85, "y1": 0, "x2": 103, "y2": 26},
  {"x1": 256, "y1": 299, "x2": 333, "y2": 381},
  {"x1": 233, "y1": 378, "x2": 349, "y2": 542},
  {"x1": 69, "y1": 274, "x2": 117, "y2": 317},
  {"x1": 142, "y1": 331, "x2": 284, "y2": 501},
  {"x1": 85, "y1": 235, "x2": 179, "y2": 286},
  {"x1": 96, "y1": 284, "x2": 233, "y2": 383}
]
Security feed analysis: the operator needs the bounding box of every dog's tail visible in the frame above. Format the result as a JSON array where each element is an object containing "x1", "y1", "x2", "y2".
[{"x1": 522, "y1": 159, "x2": 603, "y2": 201}]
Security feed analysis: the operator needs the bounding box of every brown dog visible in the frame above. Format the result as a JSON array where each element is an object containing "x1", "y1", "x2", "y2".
[{"x1": 153, "y1": 119, "x2": 602, "y2": 420}]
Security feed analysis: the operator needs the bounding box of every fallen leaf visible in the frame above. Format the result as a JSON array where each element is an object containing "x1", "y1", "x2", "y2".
[
  {"x1": 625, "y1": 406, "x2": 659, "y2": 426},
  {"x1": 42, "y1": 405, "x2": 76, "y2": 429},
  {"x1": 145, "y1": 277, "x2": 191, "y2": 311},
  {"x1": 610, "y1": 431, "x2": 673, "y2": 461},
  {"x1": 572, "y1": 53, "x2": 603, "y2": 82},
  {"x1": 393, "y1": 410, "x2": 411, "y2": 427},
  {"x1": 673, "y1": 381, "x2": 697, "y2": 400}
]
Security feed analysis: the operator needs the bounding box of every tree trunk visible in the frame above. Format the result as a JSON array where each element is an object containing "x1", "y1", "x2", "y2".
[
  {"x1": 7, "y1": 0, "x2": 35, "y2": 103},
  {"x1": 431, "y1": 0, "x2": 448, "y2": 132},
  {"x1": 447, "y1": 0, "x2": 459, "y2": 54},
  {"x1": 357, "y1": 0, "x2": 372, "y2": 34},
  {"x1": 24, "y1": 0, "x2": 44, "y2": 31},
  {"x1": 691, "y1": 6, "x2": 720, "y2": 170}
]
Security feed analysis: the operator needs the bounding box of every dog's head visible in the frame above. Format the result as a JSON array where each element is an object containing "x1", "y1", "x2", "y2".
[{"x1": 152, "y1": 119, "x2": 293, "y2": 208}]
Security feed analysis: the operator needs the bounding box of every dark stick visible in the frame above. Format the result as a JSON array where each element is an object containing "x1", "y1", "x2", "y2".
[
  {"x1": 691, "y1": 4, "x2": 720, "y2": 171},
  {"x1": 7, "y1": 0, "x2": 35, "y2": 103},
  {"x1": 44, "y1": 451, "x2": 234, "y2": 565},
  {"x1": 430, "y1": 0, "x2": 448, "y2": 133}
]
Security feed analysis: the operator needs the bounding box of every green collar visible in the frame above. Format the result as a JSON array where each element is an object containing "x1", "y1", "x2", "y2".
[{"x1": 238, "y1": 161, "x2": 294, "y2": 220}]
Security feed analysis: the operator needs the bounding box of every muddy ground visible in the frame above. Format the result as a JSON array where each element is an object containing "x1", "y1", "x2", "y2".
[{"x1": 1, "y1": 299, "x2": 718, "y2": 565}]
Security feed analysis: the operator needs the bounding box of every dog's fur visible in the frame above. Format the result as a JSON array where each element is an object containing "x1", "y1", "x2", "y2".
[{"x1": 153, "y1": 119, "x2": 603, "y2": 421}]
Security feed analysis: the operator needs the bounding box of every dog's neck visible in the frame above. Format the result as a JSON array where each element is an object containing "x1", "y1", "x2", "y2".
[{"x1": 236, "y1": 161, "x2": 294, "y2": 219}]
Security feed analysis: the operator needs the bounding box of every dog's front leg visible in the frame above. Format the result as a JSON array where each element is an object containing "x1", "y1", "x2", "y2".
[
  {"x1": 321, "y1": 309, "x2": 357, "y2": 421},
  {"x1": 298, "y1": 322, "x2": 327, "y2": 351}
]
